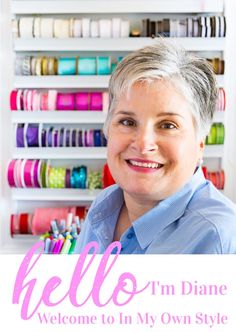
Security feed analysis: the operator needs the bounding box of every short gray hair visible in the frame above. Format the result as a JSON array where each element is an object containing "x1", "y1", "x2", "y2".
[{"x1": 104, "y1": 39, "x2": 218, "y2": 139}]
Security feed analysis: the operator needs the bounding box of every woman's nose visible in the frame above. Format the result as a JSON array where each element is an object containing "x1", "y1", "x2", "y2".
[{"x1": 132, "y1": 127, "x2": 158, "y2": 154}]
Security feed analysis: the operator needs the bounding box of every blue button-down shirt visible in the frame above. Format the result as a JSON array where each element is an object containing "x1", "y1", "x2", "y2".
[{"x1": 75, "y1": 168, "x2": 236, "y2": 254}]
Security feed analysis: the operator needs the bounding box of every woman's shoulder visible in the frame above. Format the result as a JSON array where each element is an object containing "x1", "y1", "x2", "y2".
[{"x1": 186, "y1": 183, "x2": 236, "y2": 253}]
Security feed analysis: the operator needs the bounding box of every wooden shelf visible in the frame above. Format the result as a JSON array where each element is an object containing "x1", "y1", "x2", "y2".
[
  {"x1": 11, "y1": 0, "x2": 224, "y2": 14},
  {"x1": 13, "y1": 37, "x2": 226, "y2": 52}
]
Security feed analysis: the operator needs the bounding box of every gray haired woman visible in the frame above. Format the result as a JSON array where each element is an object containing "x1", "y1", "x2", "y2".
[{"x1": 75, "y1": 39, "x2": 236, "y2": 254}]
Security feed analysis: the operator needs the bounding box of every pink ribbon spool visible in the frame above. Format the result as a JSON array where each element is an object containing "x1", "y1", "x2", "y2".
[
  {"x1": 23, "y1": 159, "x2": 34, "y2": 187},
  {"x1": 10, "y1": 90, "x2": 18, "y2": 111},
  {"x1": 31, "y1": 207, "x2": 77, "y2": 235},
  {"x1": 48, "y1": 90, "x2": 58, "y2": 111},
  {"x1": 16, "y1": 89, "x2": 23, "y2": 110},
  {"x1": 57, "y1": 93, "x2": 75, "y2": 110},
  {"x1": 31, "y1": 159, "x2": 41, "y2": 188},
  {"x1": 75, "y1": 92, "x2": 89, "y2": 110},
  {"x1": 7, "y1": 159, "x2": 17, "y2": 187},
  {"x1": 90, "y1": 92, "x2": 103, "y2": 111}
]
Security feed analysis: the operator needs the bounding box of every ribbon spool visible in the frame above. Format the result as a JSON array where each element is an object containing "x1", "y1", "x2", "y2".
[
  {"x1": 203, "y1": 167, "x2": 225, "y2": 190},
  {"x1": 10, "y1": 213, "x2": 33, "y2": 236},
  {"x1": 206, "y1": 123, "x2": 224, "y2": 145},
  {"x1": 97, "y1": 57, "x2": 111, "y2": 75},
  {"x1": 78, "y1": 57, "x2": 96, "y2": 75},
  {"x1": 88, "y1": 171, "x2": 102, "y2": 190},
  {"x1": 57, "y1": 93, "x2": 75, "y2": 110},
  {"x1": 102, "y1": 163, "x2": 116, "y2": 188},
  {"x1": 58, "y1": 58, "x2": 77, "y2": 75},
  {"x1": 71, "y1": 166, "x2": 87, "y2": 189}
]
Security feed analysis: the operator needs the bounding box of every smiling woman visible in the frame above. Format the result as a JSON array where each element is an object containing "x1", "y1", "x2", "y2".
[{"x1": 75, "y1": 39, "x2": 236, "y2": 254}]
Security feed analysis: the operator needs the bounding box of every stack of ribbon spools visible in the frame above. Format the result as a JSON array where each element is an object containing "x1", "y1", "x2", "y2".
[
  {"x1": 7, "y1": 160, "x2": 115, "y2": 189},
  {"x1": 15, "y1": 56, "x2": 123, "y2": 76},
  {"x1": 15, "y1": 124, "x2": 106, "y2": 148},
  {"x1": 12, "y1": 17, "x2": 130, "y2": 39},
  {"x1": 10, "y1": 90, "x2": 109, "y2": 111}
]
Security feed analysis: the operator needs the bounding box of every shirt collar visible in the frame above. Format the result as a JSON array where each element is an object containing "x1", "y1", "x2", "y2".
[
  {"x1": 133, "y1": 167, "x2": 207, "y2": 249},
  {"x1": 89, "y1": 167, "x2": 206, "y2": 250}
]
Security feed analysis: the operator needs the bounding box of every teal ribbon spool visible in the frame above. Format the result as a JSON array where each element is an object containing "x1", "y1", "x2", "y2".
[
  {"x1": 71, "y1": 166, "x2": 87, "y2": 188},
  {"x1": 111, "y1": 63, "x2": 117, "y2": 73},
  {"x1": 58, "y1": 58, "x2": 77, "y2": 75},
  {"x1": 97, "y1": 57, "x2": 111, "y2": 75},
  {"x1": 78, "y1": 57, "x2": 96, "y2": 75}
]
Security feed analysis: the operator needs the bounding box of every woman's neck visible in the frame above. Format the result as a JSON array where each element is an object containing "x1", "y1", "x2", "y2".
[{"x1": 123, "y1": 191, "x2": 159, "y2": 223}]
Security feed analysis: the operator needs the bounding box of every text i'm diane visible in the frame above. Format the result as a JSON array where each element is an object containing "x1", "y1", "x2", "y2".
[{"x1": 149, "y1": 280, "x2": 227, "y2": 296}]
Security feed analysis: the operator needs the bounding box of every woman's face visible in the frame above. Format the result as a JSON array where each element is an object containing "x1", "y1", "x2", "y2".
[{"x1": 107, "y1": 80, "x2": 204, "y2": 201}]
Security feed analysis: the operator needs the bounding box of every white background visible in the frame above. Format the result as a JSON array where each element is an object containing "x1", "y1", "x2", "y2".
[{"x1": 0, "y1": 254, "x2": 235, "y2": 332}]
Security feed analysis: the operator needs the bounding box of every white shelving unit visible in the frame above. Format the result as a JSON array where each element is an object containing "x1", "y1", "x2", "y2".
[
  {"x1": 12, "y1": 188, "x2": 101, "y2": 201},
  {"x1": 11, "y1": 146, "x2": 223, "y2": 160},
  {"x1": 13, "y1": 38, "x2": 226, "y2": 52},
  {"x1": 0, "y1": 0, "x2": 227, "y2": 253},
  {"x1": 11, "y1": 110, "x2": 224, "y2": 124},
  {"x1": 11, "y1": 0, "x2": 224, "y2": 14},
  {"x1": 14, "y1": 75, "x2": 224, "y2": 89},
  {"x1": 11, "y1": 111, "x2": 107, "y2": 124},
  {"x1": 12, "y1": 147, "x2": 107, "y2": 159}
]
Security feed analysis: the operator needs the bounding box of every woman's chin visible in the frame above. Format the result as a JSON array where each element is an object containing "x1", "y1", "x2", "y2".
[{"x1": 123, "y1": 184, "x2": 157, "y2": 197}]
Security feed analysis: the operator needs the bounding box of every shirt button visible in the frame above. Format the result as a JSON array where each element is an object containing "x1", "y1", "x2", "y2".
[{"x1": 127, "y1": 233, "x2": 134, "y2": 239}]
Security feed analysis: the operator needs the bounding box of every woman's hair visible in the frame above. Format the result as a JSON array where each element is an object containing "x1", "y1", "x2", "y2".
[{"x1": 104, "y1": 38, "x2": 218, "y2": 139}]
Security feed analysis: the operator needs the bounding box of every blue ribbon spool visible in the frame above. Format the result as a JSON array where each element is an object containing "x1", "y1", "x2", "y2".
[
  {"x1": 78, "y1": 57, "x2": 96, "y2": 75},
  {"x1": 94, "y1": 129, "x2": 102, "y2": 147},
  {"x1": 58, "y1": 58, "x2": 77, "y2": 75},
  {"x1": 97, "y1": 57, "x2": 111, "y2": 75},
  {"x1": 71, "y1": 166, "x2": 87, "y2": 189}
]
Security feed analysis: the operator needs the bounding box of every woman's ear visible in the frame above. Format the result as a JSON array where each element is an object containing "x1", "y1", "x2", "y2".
[{"x1": 198, "y1": 140, "x2": 205, "y2": 161}]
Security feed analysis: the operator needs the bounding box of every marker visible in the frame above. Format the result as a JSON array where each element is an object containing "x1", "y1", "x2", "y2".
[
  {"x1": 60, "y1": 239, "x2": 71, "y2": 254},
  {"x1": 51, "y1": 220, "x2": 59, "y2": 235},
  {"x1": 49, "y1": 238, "x2": 57, "y2": 254},
  {"x1": 66, "y1": 212, "x2": 73, "y2": 229},
  {"x1": 68, "y1": 238, "x2": 77, "y2": 254},
  {"x1": 44, "y1": 238, "x2": 51, "y2": 254}
]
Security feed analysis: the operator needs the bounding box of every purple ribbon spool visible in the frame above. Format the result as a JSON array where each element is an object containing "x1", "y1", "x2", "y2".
[
  {"x1": 16, "y1": 124, "x2": 25, "y2": 147},
  {"x1": 47, "y1": 127, "x2": 53, "y2": 147},
  {"x1": 59, "y1": 128, "x2": 64, "y2": 147},
  {"x1": 65, "y1": 169, "x2": 71, "y2": 188},
  {"x1": 66, "y1": 129, "x2": 71, "y2": 147},
  {"x1": 41, "y1": 129, "x2": 46, "y2": 147},
  {"x1": 72, "y1": 129, "x2": 76, "y2": 147},
  {"x1": 26, "y1": 124, "x2": 39, "y2": 147},
  {"x1": 53, "y1": 129, "x2": 58, "y2": 147},
  {"x1": 78, "y1": 130, "x2": 83, "y2": 147}
]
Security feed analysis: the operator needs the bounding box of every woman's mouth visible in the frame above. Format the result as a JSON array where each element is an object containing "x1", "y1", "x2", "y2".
[{"x1": 126, "y1": 159, "x2": 164, "y2": 172}]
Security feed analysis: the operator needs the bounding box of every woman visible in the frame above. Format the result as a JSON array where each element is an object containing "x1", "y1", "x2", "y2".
[{"x1": 75, "y1": 39, "x2": 236, "y2": 254}]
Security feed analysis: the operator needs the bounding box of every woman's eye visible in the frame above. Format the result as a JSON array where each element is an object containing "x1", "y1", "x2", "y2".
[
  {"x1": 119, "y1": 119, "x2": 135, "y2": 127},
  {"x1": 160, "y1": 122, "x2": 177, "y2": 129}
]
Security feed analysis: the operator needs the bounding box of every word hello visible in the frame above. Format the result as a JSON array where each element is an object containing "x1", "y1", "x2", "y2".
[{"x1": 12, "y1": 241, "x2": 148, "y2": 320}]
